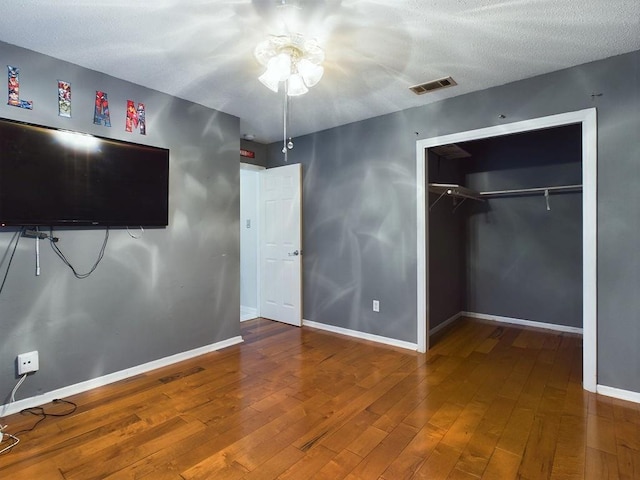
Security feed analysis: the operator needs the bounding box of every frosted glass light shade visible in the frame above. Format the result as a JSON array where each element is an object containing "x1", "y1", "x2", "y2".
[
  {"x1": 271, "y1": 53, "x2": 292, "y2": 81},
  {"x1": 297, "y1": 59, "x2": 324, "y2": 87},
  {"x1": 258, "y1": 68, "x2": 281, "y2": 93},
  {"x1": 286, "y1": 74, "x2": 309, "y2": 96}
]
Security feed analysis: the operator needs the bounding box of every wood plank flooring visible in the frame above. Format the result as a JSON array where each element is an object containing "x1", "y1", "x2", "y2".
[{"x1": 1, "y1": 317, "x2": 638, "y2": 479}]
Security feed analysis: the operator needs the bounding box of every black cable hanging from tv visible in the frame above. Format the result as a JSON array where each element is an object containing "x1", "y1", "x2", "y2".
[
  {"x1": 49, "y1": 227, "x2": 109, "y2": 279},
  {"x1": 0, "y1": 227, "x2": 25, "y2": 296}
]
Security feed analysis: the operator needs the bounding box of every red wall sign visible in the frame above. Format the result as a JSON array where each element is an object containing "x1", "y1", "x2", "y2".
[{"x1": 240, "y1": 149, "x2": 255, "y2": 159}]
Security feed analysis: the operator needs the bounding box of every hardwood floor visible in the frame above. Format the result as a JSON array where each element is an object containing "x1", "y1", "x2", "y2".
[{"x1": 1, "y1": 317, "x2": 638, "y2": 479}]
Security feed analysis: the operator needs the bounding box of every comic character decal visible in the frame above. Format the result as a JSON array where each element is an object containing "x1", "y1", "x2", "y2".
[
  {"x1": 137, "y1": 102, "x2": 146, "y2": 135},
  {"x1": 125, "y1": 100, "x2": 137, "y2": 132},
  {"x1": 94, "y1": 91, "x2": 111, "y2": 127},
  {"x1": 126, "y1": 100, "x2": 146, "y2": 135},
  {"x1": 58, "y1": 80, "x2": 71, "y2": 117},
  {"x1": 7, "y1": 66, "x2": 33, "y2": 109}
]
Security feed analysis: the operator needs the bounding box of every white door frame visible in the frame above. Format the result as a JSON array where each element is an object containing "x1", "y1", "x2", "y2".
[
  {"x1": 415, "y1": 108, "x2": 597, "y2": 392},
  {"x1": 240, "y1": 163, "x2": 265, "y2": 321}
]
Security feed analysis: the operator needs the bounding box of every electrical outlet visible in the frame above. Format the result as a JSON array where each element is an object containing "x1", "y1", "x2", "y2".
[
  {"x1": 17, "y1": 351, "x2": 39, "y2": 375},
  {"x1": 373, "y1": 300, "x2": 380, "y2": 312}
]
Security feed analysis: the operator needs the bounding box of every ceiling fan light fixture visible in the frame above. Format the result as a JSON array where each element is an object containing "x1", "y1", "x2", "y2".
[
  {"x1": 254, "y1": 33, "x2": 324, "y2": 95},
  {"x1": 254, "y1": 33, "x2": 324, "y2": 161}
]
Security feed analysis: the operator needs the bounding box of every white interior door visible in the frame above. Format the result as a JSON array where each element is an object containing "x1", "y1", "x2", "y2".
[{"x1": 259, "y1": 163, "x2": 302, "y2": 326}]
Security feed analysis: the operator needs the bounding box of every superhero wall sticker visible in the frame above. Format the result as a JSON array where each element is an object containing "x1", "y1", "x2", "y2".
[
  {"x1": 5, "y1": 65, "x2": 149, "y2": 132},
  {"x1": 125, "y1": 100, "x2": 146, "y2": 135},
  {"x1": 7, "y1": 65, "x2": 33, "y2": 109},
  {"x1": 58, "y1": 80, "x2": 71, "y2": 117},
  {"x1": 93, "y1": 91, "x2": 111, "y2": 126}
]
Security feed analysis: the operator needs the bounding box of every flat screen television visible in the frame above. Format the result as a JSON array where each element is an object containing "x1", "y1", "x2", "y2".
[{"x1": 0, "y1": 117, "x2": 169, "y2": 227}]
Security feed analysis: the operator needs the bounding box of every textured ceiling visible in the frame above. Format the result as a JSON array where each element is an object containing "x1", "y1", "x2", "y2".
[{"x1": 0, "y1": 0, "x2": 638, "y2": 144}]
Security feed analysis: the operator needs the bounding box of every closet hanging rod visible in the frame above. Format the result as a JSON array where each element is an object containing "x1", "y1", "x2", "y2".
[{"x1": 479, "y1": 184, "x2": 582, "y2": 197}]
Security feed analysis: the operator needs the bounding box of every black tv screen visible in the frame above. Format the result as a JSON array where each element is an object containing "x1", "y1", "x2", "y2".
[{"x1": 0, "y1": 117, "x2": 169, "y2": 227}]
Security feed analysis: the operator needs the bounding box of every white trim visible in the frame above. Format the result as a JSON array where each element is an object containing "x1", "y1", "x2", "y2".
[
  {"x1": 597, "y1": 385, "x2": 640, "y2": 405},
  {"x1": 256, "y1": 168, "x2": 262, "y2": 320},
  {"x1": 417, "y1": 148, "x2": 427, "y2": 352},
  {"x1": 429, "y1": 311, "x2": 464, "y2": 335},
  {"x1": 303, "y1": 320, "x2": 418, "y2": 351},
  {"x1": 462, "y1": 312, "x2": 584, "y2": 334},
  {"x1": 581, "y1": 109, "x2": 598, "y2": 393},
  {"x1": 240, "y1": 306, "x2": 258, "y2": 322},
  {"x1": 416, "y1": 108, "x2": 597, "y2": 391},
  {"x1": 240, "y1": 162, "x2": 264, "y2": 321},
  {"x1": 1, "y1": 336, "x2": 244, "y2": 417}
]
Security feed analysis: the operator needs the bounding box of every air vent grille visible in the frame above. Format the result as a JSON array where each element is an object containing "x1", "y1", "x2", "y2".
[{"x1": 410, "y1": 76, "x2": 457, "y2": 95}]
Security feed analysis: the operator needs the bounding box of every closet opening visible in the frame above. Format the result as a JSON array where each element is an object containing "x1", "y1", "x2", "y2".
[
  {"x1": 428, "y1": 124, "x2": 582, "y2": 333},
  {"x1": 415, "y1": 109, "x2": 597, "y2": 392}
]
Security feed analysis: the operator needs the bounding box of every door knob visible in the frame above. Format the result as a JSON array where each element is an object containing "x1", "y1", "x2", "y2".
[{"x1": 288, "y1": 250, "x2": 300, "y2": 256}]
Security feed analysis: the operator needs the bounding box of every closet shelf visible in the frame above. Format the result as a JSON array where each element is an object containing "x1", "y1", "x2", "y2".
[
  {"x1": 428, "y1": 183, "x2": 483, "y2": 202},
  {"x1": 428, "y1": 183, "x2": 484, "y2": 212}
]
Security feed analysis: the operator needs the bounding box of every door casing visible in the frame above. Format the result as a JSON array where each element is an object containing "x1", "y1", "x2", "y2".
[{"x1": 415, "y1": 108, "x2": 597, "y2": 392}]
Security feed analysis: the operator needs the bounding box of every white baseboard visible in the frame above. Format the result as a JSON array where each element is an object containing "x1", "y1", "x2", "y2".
[
  {"x1": 429, "y1": 312, "x2": 464, "y2": 335},
  {"x1": 241, "y1": 306, "x2": 258, "y2": 322},
  {"x1": 1, "y1": 336, "x2": 244, "y2": 417},
  {"x1": 597, "y1": 385, "x2": 640, "y2": 404},
  {"x1": 462, "y1": 311, "x2": 583, "y2": 334},
  {"x1": 302, "y1": 320, "x2": 418, "y2": 351}
]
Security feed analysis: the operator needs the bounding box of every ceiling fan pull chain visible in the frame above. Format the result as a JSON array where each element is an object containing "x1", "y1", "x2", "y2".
[{"x1": 282, "y1": 86, "x2": 288, "y2": 160}]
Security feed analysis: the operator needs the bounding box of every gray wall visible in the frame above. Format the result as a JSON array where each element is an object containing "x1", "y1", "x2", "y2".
[
  {"x1": 268, "y1": 50, "x2": 640, "y2": 394},
  {"x1": 463, "y1": 126, "x2": 583, "y2": 327},
  {"x1": 268, "y1": 122, "x2": 419, "y2": 342},
  {"x1": 0, "y1": 41, "x2": 241, "y2": 402}
]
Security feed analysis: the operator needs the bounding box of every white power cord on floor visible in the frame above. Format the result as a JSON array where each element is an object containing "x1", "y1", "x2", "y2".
[
  {"x1": 0, "y1": 373, "x2": 28, "y2": 454},
  {"x1": 0, "y1": 425, "x2": 20, "y2": 455}
]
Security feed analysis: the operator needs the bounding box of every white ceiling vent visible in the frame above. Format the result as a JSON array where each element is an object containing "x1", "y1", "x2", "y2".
[{"x1": 410, "y1": 76, "x2": 457, "y2": 95}]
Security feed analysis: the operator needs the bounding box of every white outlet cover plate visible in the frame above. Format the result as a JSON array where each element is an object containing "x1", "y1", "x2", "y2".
[{"x1": 17, "y1": 351, "x2": 39, "y2": 375}]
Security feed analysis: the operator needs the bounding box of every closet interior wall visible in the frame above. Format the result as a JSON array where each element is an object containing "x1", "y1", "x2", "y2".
[
  {"x1": 428, "y1": 151, "x2": 467, "y2": 331},
  {"x1": 428, "y1": 125, "x2": 583, "y2": 336}
]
